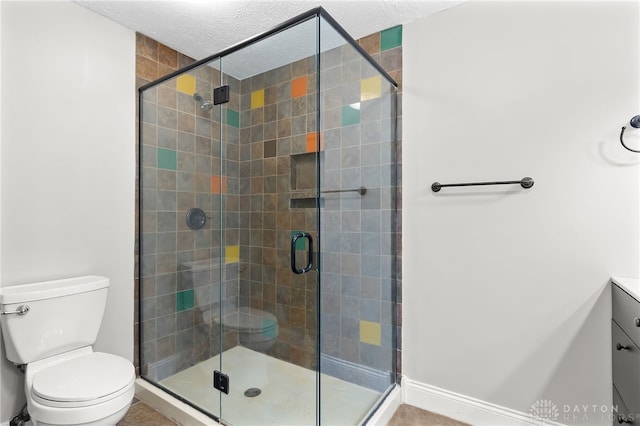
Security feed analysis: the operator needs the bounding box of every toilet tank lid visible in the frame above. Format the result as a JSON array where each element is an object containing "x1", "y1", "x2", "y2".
[{"x1": 0, "y1": 276, "x2": 109, "y2": 305}]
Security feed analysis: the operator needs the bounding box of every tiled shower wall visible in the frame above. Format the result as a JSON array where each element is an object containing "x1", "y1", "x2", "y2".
[
  {"x1": 134, "y1": 25, "x2": 403, "y2": 382},
  {"x1": 237, "y1": 55, "x2": 320, "y2": 369}
]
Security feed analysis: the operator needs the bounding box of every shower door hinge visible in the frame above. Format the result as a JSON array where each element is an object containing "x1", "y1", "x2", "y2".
[
  {"x1": 213, "y1": 370, "x2": 230, "y2": 394},
  {"x1": 213, "y1": 85, "x2": 230, "y2": 105}
]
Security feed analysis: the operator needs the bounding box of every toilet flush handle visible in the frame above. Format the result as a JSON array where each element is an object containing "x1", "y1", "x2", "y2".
[{"x1": 1, "y1": 305, "x2": 30, "y2": 316}]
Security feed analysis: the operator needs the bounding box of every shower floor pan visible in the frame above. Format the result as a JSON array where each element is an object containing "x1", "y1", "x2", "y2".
[{"x1": 160, "y1": 346, "x2": 380, "y2": 425}]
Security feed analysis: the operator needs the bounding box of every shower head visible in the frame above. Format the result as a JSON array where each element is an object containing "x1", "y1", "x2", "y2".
[
  {"x1": 193, "y1": 93, "x2": 213, "y2": 112},
  {"x1": 201, "y1": 101, "x2": 213, "y2": 111}
]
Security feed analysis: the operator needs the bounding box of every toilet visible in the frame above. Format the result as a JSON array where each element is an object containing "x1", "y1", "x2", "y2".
[
  {"x1": 218, "y1": 306, "x2": 279, "y2": 352},
  {"x1": 0, "y1": 276, "x2": 135, "y2": 426},
  {"x1": 178, "y1": 260, "x2": 279, "y2": 353}
]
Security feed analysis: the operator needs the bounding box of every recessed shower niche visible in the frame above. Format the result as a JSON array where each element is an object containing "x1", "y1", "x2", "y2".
[
  {"x1": 138, "y1": 8, "x2": 398, "y2": 425},
  {"x1": 290, "y1": 152, "x2": 317, "y2": 209}
]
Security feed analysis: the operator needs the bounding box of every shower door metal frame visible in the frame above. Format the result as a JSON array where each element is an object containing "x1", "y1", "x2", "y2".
[{"x1": 137, "y1": 8, "x2": 397, "y2": 94}]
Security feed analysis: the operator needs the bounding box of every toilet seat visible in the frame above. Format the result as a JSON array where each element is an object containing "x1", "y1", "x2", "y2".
[
  {"x1": 220, "y1": 307, "x2": 277, "y2": 334},
  {"x1": 31, "y1": 352, "x2": 134, "y2": 408}
]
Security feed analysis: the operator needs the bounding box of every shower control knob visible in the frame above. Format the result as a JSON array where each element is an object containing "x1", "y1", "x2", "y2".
[{"x1": 634, "y1": 317, "x2": 640, "y2": 327}]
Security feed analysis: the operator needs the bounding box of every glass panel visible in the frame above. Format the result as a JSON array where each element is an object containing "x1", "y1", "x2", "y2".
[
  {"x1": 139, "y1": 10, "x2": 397, "y2": 425},
  {"x1": 139, "y1": 56, "x2": 225, "y2": 420},
  {"x1": 218, "y1": 16, "x2": 320, "y2": 426},
  {"x1": 319, "y1": 16, "x2": 398, "y2": 425}
]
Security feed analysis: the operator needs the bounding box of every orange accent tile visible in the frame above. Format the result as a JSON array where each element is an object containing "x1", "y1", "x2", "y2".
[
  {"x1": 306, "y1": 133, "x2": 316, "y2": 153},
  {"x1": 211, "y1": 176, "x2": 227, "y2": 194},
  {"x1": 291, "y1": 77, "x2": 307, "y2": 98},
  {"x1": 305, "y1": 132, "x2": 324, "y2": 153}
]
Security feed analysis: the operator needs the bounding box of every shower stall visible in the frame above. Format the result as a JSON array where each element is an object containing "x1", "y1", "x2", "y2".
[{"x1": 138, "y1": 8, "x2": 398, "y2": 425}]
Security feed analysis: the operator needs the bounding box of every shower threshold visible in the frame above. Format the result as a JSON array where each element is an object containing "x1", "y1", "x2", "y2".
[{"x1": 159, "y1": 346, "x2": 380, "y2": 425}]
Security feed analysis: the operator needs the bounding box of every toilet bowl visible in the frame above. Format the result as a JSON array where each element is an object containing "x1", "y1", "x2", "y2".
[
  {"x1": 0, "y1": 276, "x2": 135, "y2": 426},
  {"x1": 25, "y1": 347, "x2": 135, "y2": 426},
  {"x1": 218, "y1": 307, "x2": 279, "y2": 352},
  {"x1": 177, "y1": 260, "x2": 279, "y2": 352}
]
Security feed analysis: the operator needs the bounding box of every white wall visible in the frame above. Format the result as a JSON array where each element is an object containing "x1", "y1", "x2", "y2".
[
  {"x1": 0, "y1": 1, "x2": 135, "y2": 422},
  {"x1": 403, "y1": 1, "x2": 639, "y2": 424}
]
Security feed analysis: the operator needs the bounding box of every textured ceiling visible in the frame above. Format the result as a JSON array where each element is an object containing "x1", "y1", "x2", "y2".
[{"x1": 77, "y1": 0, "x2": 463, "y2": 79}]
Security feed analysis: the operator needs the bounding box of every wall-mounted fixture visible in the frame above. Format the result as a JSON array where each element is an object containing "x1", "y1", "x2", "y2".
[
  {"x1": 185, "y1": 207, "x2": 211, "y2": 230},
  {"x1": 431, "y1": 177, "x2": 534, "y2": 192},
  {"x1": 193, "y1": 93, "x2": 213, "y2": 111},
  {"x1": 620, "y1": 115, "x2": 640, "y2": 153}
]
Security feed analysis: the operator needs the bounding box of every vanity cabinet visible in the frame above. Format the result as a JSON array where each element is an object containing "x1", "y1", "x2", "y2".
[{"x1": 612, "y1": 278, "x2": 640, "y2": 424}]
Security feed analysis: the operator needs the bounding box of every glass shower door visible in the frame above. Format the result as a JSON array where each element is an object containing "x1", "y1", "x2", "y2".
[{"x1": 216, "y1": 16, "x2": 321, "y2": 425}]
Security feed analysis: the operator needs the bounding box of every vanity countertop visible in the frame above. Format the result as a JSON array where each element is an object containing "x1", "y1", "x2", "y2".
[{"x1": 612, "y1": 276, "x2": 640, "y2": 302}]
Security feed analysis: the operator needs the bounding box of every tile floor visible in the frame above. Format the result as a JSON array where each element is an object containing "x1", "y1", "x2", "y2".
[
  {"x1": 118, "y1": 400, "x2": 469, "y2": 426},
  {"x1": 387, "y1": 404, "x2": 470, "y2": 426},
  {"x1": 117, "y1": 398, "x2": 180, "y2": 426}
]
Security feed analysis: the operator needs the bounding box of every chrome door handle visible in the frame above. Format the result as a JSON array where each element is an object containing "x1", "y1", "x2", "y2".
[
  {"x1": 291, "y1": 232, "x2": 313, "y2": 274},
  {"x1": 1, "y1": 305, "x2": 30, "y2": 316},
  {"x1": 616, "y1": 343, "x2": 629, "y2": 351}
]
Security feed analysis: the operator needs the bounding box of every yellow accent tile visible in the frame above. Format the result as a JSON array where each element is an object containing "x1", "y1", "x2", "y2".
[
  {"x1": 225, "y1": 245, "x2": 239, "y2": 264},
  {"x1": 176, "y1": 74, "x2": 196, "y2": 95},
  {"x1": 360, "y1": 320, "x2": 381, "y2": 346},
  {"x1": 251, "y1": 89, "x2": 265, "y2": 109},
  {"x1": 361, "y1": 76, "x2": 382, "y2": 101}
]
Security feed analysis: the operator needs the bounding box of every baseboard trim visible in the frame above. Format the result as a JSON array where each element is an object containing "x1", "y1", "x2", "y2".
[
  {"x1": 366, "y1": 385, "x2": 403, "y2": 425},
  {"x1": 320, "y1": 353, "x2": 390, "y2": 392},
  {"x1": 402, "y1": 377, "x2": 565, "y2": 426}
]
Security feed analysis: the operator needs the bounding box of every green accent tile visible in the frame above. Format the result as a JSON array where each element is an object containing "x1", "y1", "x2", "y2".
[
  {"x1": 381, "y1": 25, "x2": 402, "y2": 51},
  {"x1": 291, "y1": 231, "x2": 307, "y2": 250},
  {"x1": 341, "y1": 105, "x2": 360, "y2": 127},
  {"x1": 226, "y1": 109, "x2": 240, "y2": 128},
  {"x1": 263, "y1": 318, "x2": 277, "y2": 338},
  {"x1": 176, "y1": 289, "x2": 194, "y2": 311},
  {"x1": 157, "y1": 148, "x2": 177, "y2": 170}
]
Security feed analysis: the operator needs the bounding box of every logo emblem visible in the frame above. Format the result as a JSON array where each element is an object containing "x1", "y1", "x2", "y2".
[{"x1": 530, "y1": 399, "x2": 559, "y2": 421}]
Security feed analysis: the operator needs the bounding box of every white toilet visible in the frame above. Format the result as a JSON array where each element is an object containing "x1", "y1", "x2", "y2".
[
  {"x1": 0, "y1": 276, "x2": 135, "y2": 426},
  {"x1": 178, "y1": 260, "x2": 280, "y2": 353},
  {"x1": 218, "y1": 306, "x2": 279, "y2": 352}
]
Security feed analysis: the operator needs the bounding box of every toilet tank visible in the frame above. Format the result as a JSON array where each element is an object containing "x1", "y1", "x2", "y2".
[{"x1": 0, "y1": 276, "x2": 109, "y2": 364}]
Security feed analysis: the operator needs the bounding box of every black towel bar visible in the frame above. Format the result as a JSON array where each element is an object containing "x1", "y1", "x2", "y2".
[{"x1": 431, "y1": 177, "x2": 534, "y2": 192}]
